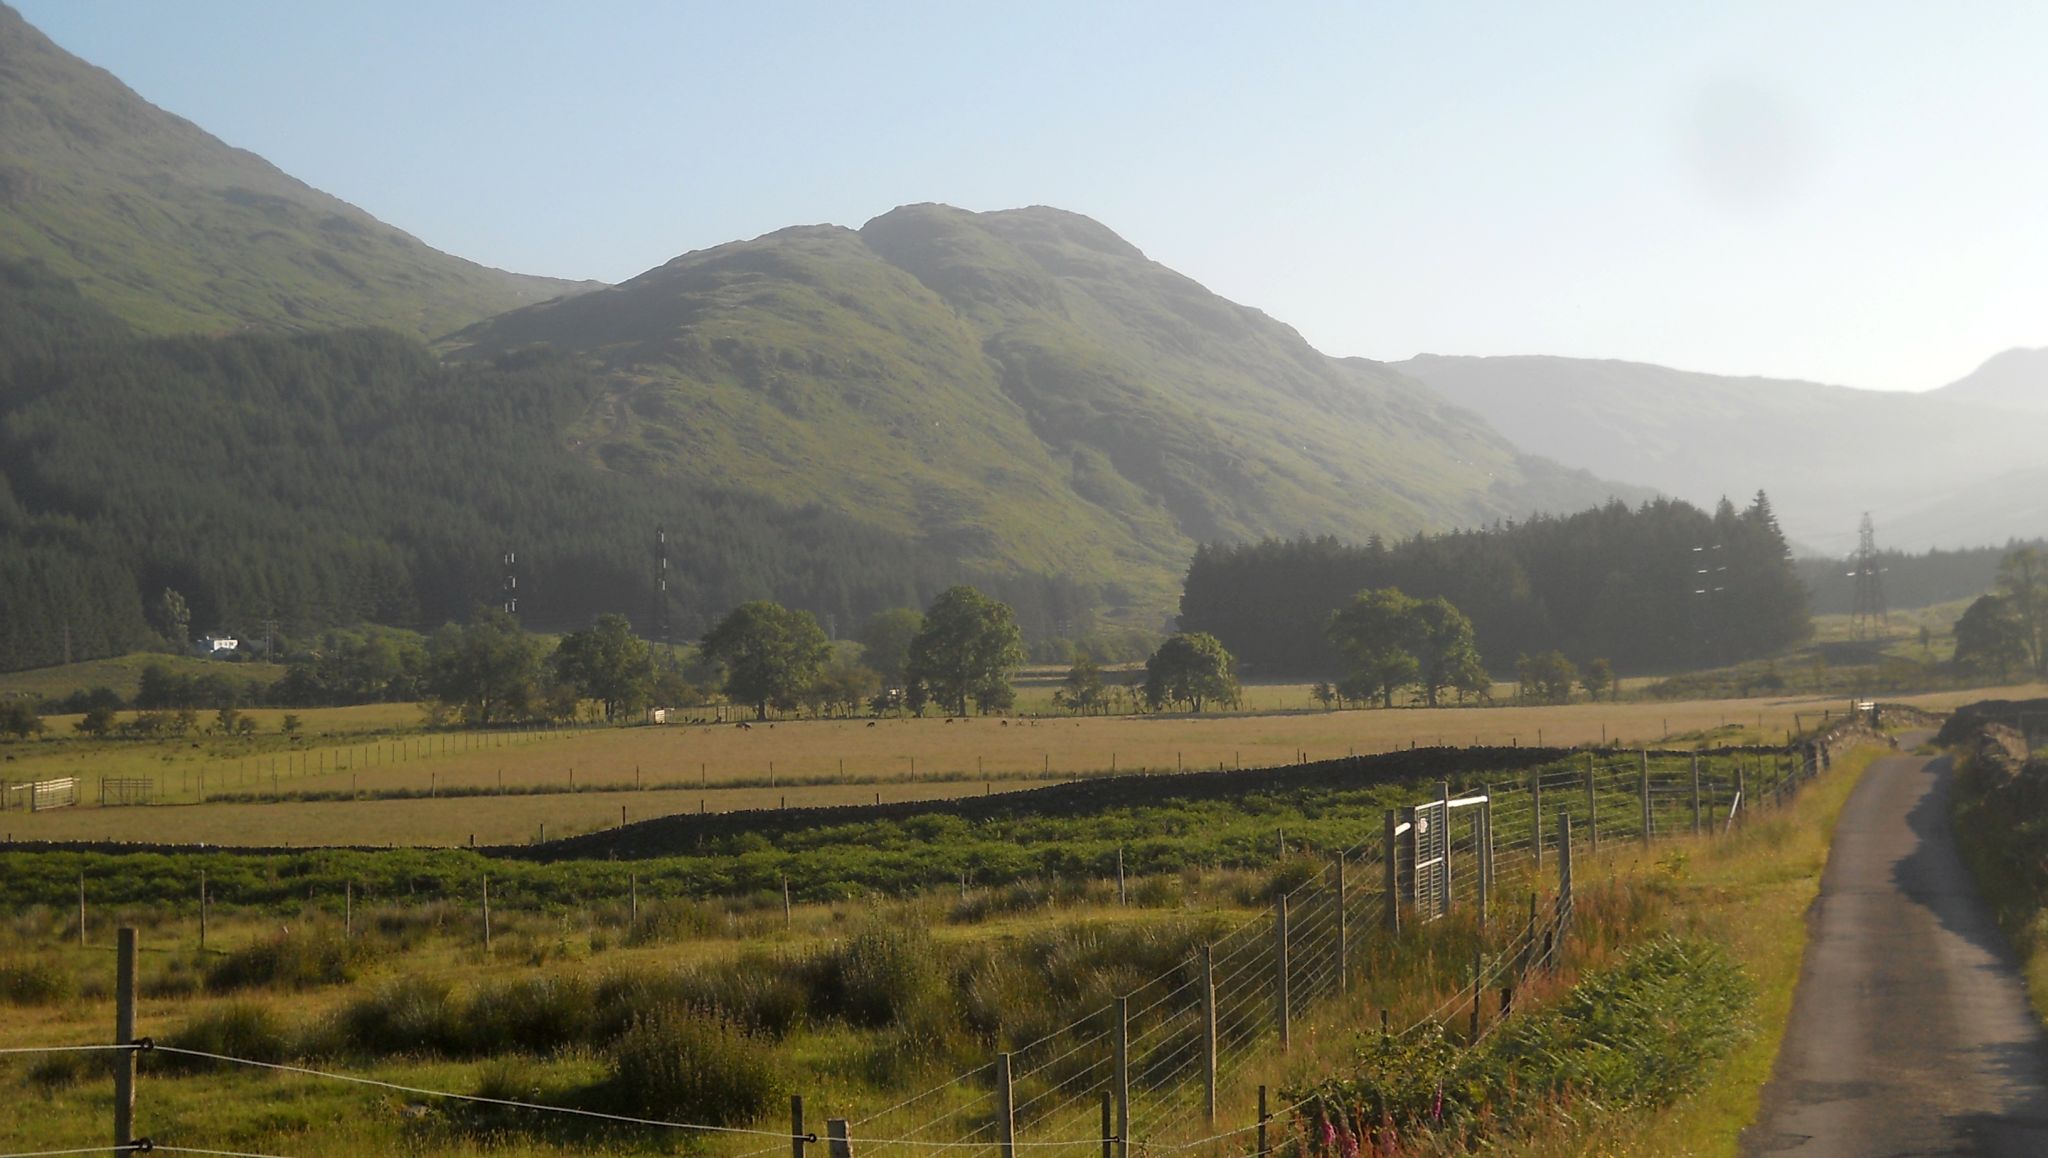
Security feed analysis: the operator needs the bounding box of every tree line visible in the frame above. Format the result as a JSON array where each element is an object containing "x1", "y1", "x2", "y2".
[
  {"x1": 1179, "y1": 493, "x2": 1810, "y2": 679},
  {"x1": 1952, "y1": 547, "x2": 2048, "y2": 684}
]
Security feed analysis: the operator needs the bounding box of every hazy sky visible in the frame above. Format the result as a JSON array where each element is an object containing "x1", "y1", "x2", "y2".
[{"x1": 17, "y1": 1, "x2": 2046, "y2": 392}]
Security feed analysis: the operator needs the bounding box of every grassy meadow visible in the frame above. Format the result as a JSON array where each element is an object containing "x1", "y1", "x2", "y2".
[
  {"x1": 0, "y1": 725, "x2": 1893, "y2": 1156},
  {"x1": 2, "y1": 683, "x2": 2015, "y2": 848}
]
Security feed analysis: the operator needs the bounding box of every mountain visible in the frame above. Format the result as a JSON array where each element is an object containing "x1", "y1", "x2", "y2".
[
  {"x1": 0, "y1": 3, "x2": 591, "y2": 338},
  {"x1": 1933, "y1": 347, "x2": 2048, "y2": 413},
  {"x1": 1393, "y1": 353, "x2": 2048, "y2": 558},
  {"x1": 451, "y1": 204, "x2": 1641, "y2": 614}
]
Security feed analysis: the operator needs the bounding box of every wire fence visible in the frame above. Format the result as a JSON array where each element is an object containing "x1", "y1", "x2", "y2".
[{"x1": 1, "y1": 719, "x2": 1880, "y2": 1158}]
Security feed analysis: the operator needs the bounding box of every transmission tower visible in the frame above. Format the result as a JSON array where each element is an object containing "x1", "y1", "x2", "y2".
[
  {"x1": 502, "y1": 550, "x2": 520, "y2": 620},
  {"x1": 1849, "y1": 513, "x2": 1888, "y2": 639},
  {"x1": 653, "y1": 526, "x2": 671, "y2": 649}
]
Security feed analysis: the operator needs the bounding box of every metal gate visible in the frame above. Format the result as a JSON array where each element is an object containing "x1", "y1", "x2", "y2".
[{"x1": 1410, "y1": 799, "x2": 1449, "y2": 920}]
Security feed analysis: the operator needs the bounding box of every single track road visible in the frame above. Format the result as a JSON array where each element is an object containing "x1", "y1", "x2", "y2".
[{"x1": 1745, "y1": 734, "x2": 2048, "y2": 1155}]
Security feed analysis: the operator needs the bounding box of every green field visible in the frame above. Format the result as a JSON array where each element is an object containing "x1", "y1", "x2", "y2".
[{"x1": 0, "y1": 731, "x2": 1890, "y2": 1157}]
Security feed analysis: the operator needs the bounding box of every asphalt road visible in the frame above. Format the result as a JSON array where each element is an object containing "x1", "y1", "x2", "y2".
[{"x1": 1744, "y1": 735, "x2": 2048, "y2": 1156}]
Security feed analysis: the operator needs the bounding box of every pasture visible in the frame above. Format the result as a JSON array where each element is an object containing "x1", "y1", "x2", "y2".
[
  {"x1": 2, "y1": 684, "x2": 2036, "y2": 849},
  {"x1": 0, "y1": 727, "x2": 1893, "y2": 1156}
]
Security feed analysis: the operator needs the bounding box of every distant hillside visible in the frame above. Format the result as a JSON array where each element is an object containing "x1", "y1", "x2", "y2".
[
  {"x1": 1394, "y1": 353, "x2": 2048, "y2": 556},
  {"x1": 0, "y1": 3, "x2": 592, "y2": 338},
  {"x1": 453, "y1": 204, "x2": 1642, "y2": 612},
  {"x1": 1933, "y1": 347, "x2": 2048, "y2": 413}
]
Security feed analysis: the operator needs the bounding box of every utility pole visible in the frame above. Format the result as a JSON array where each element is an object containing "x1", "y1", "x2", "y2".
[{"x1": 1849, "y1": 513, "x2": 1888, "y2": 640}]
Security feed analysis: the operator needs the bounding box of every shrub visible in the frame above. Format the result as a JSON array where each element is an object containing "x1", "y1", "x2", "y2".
[
  {"x1": 594, "y1": 1006, "x2": 777, "y2": 1126},
  {"x1": 158, "y1": 1001, "x2": 293, "y2": 1072},
  {"x1": 205, "y1": 927, "x2": 374, "y2": 992},
  {"x1": 803, "y1": 919, "x2": 948, "y2": 1029},
  {"x1": 335, "y1": 975, "x2": 467, "y2": 1056},
  {"x1": 465, "y1": 974, "x2": 597, "y2": 1056},
  {"x1": 0, "y1": 956, "x2": 72, "y2": 1004}
]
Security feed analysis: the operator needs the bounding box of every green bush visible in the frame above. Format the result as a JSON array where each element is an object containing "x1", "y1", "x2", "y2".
[
  {"x1": 464, "y1": 974, "x2": 597, "y2": 1056},
  {"x1": 335, "y1": 975, "x2": 467, "y2": 1056},
  {"x1": 1290, "y1": 936, "x2": 1754, "y2": 1149},
  {"x1": 0, "y1": 955, "x2": 72, "y2": 1004},
  {"x1": 205, "y1": 927, "x2": 374, "y2": 992},
  {"x1": 594, "y1": 1006, "x2": 777, "y2": 1126},
  {"x1": 158, "y1": 1000, "x2": 293, "y2": 1071},
  {"x1": 803, "y1": 919, "x2": 948, "y2": 1029}
]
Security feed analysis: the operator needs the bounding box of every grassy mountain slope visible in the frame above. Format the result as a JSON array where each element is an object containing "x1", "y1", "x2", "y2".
[
  {"x1": 453, "y1": 205, "x2": 1640, "y2": 614},
  {"x1": 0, "y1": 3, "x2": 591, "y2": 338},
  {"x1": 1933, "y1": 347, "x2": 2048, "y2": 413},
  {"x1": 1394, "y1": 353, "x2": 2048, "y2": 556}
]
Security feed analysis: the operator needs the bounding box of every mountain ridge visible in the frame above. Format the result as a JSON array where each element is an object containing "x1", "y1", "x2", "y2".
[
  {"x1": 1394, "y1": 352, "x2": 2048, "y2": 555},
  {"x1": 0, "y1": 1, "x2": 595, "y2": 339},
  {"x1": 450, "y1": 202, "x2": 1647, "y2": 613}
]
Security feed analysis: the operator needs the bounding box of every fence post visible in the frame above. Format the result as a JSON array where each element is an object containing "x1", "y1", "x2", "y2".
[
  {"x1": 1275, "y1": 896, "x2": 1291, "y2": 1051},
  {"x1": 1531, "y1": 770, "x2": 1543, "y2": 872},
  {"x1": 1476, "y1": 796, "x2": 1490, "y2": 940},
  {"x1": 1558, "y1": 811, "x2": 1574, "y2": 935},
  {"x1": 826, "y1": 1118, "x2": 852, "y2": 1158},
  {"x1": 783, "y1": 875, "x2": 793, "y2": 929},
  {"x1": 1117, "y1": 846, "x2": 1127, "y2": 905},
  {"x1": 1100, "y1": 1092, "x2": 1114, "y2": 1158},
  {"x1": 1257, "y1": 1085, "x2": 1271, "y2": 1158},
  {"x1": 792, "y1": 1095, "x2": 806, "y2": 1158},
  {"x1": 1201, "y1": 944, "x2": 1217, "y2": 1124},
  {"x1": 1585, "y1": 756, "x2": 1599, "y2": 853},
  {"x1": 1334, "y1": 856, "x2": 1348, "y2": 991},
  {"x1": 1691, "y1": 753, "x2": 1703, "y2": 837},
  {"x1": 1639, "y1": 749, "x2": 1652, "y2": 845},
  {"x1": 1114, "y1": 995, "x2": 1130, "y2": 1158},
  {"x1": 1469, "y1": 945, "x2": 1484, "y2": 1041},
  {"x1": 113, "y1": 927, "x2": 137, "y2": 1149},
  {"x1": 996, "y1": 1052, "x2": 1016, "y2": 1158},
  {"x1": 1735, "y1": 767, "x2": 1746, "y2": 828},
  {"x1": 1382, "y1": 809, "x2": 1400, "y2": 933},
  {"x1": 1438, "y1": 780, "x2": 1453, "y2": 918}
]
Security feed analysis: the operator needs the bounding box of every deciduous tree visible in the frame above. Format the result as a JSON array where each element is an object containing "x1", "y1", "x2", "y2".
[
  {"x1": 905, "y1": 586, "x2": 1025, "y2": 717},
  {"x1": 1327, "y1": 587, "x2": 1423, "y2": 708},
  {"x1": 553, "y1": 613, "x2": 653, "y2": 721},
  {"x1": 1143, "y1": 633, "x2": 1239, "y2": 713},
  {"x1": 700, "y1": 601, "x2": 831, "y2": 720}
]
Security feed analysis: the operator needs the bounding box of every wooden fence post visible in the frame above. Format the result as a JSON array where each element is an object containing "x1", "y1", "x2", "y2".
[
  {"x1": 1257, "y1": 1085, "x2": 1271, "y2": 1157},
  {"x1": 1201, "y1": 944, "x2": 1217, "y2": 1123},
  {"x1": 1476, "y1": 796, "x2": 1490, "y2": 940},
  {"x1": 1113, "y1": 995, "x2": 1130, "y2": 1158},
  {"x1": 1383, "y1": 809, "x2": 1400, "y2": 933},
  {"x1": 1691, "y1": 753, "x2": 1703, "y2": 837},
  {"x1": 826, "y1": 1118, "x2": 852, "y2": 1158},
  {"x1": 1531, "y1": 770, "x2": 1544, "y2": 872},
  {"x1": 996, "y1": 1052, "x2": 1016, "y2": 1158},
  {"x1": 1116, "y1": 846, "x2": 1127, "y2": 905},
  {"x1": 1585, "y1": 757, "x2": 1599, "y2": 853},
  {"x1": 1275, "y1": 896, "x2": 1291, "y2": 1051},
  {"x1": 1334, "y1": 856, "x2": 1348, "y2": 991},
  {"x1": 1101, "y1": 1092, "x2": 1114, "y2": 1158},
  {"x1": 1639, "y1": 749, "x2": 1652, "y2": 845},
  {"x1": 1438, "y1": 780, "x2": 1453, "y2": 919},
  {"x1": 792, "y1": 1095, "x2": 806, "y2": 1158},
  {"x1": 113, "y1": 927, "x2": 137, "y2": 1149}
]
